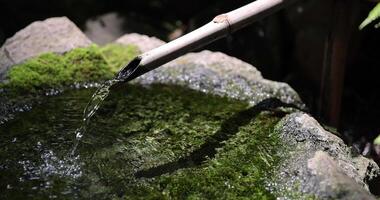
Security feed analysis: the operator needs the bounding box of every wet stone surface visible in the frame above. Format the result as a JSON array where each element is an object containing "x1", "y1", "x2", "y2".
[
  {"x1": 134, "y1": 50, "x2": 304, "y2": 109},
  {"x1": 0, "y1": 84, "x2": 290, "y2": 199},
  {"x1": 273, "y1": 113, "x2": 379, "y2": 199}
]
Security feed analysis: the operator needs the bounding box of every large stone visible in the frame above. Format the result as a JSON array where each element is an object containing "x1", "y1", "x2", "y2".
[
  {"x1": 306, "y1": 151, "x2": 375, "y2": 200},
  {"x1": 0, "y1": 17, "x2": 92, "y2": 79},
  {"x1": 85, "y1": 12, "x2": 167, "y2": 47},
  {"x1": 275, "y1": 113, "x2": 379, "y2": 199},
  {"x1": 115, "y1": 33, "x2": 165, "y2": 53},
  {"x1": 134, "y1": 50, "x2": 304, "y2": 108},
  {"x1": 84, "y1": 12, "x2": 125, "y2": 45},
  {"x1": 115, "y1": 33, "x2": 302, "y2": 107}
]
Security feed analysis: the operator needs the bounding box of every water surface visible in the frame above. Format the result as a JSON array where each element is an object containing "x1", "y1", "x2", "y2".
[{"x1": 0, "y1": 84, "x2": 282, "y2": 199}]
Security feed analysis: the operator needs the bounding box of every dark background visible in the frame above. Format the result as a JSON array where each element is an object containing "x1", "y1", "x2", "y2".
[{"x1": 0, "y1": 0, "x2": 380, "y2": 155}]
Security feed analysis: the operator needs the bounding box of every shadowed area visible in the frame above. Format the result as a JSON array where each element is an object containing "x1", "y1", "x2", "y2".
[{"x1": 135, "y1": 97, "x2": 302, "y2": 178}]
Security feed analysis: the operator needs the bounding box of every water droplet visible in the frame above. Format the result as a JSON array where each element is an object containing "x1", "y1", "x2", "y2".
[{"x1": 75, "y1": 131, "x2": 83, "y2": 140}]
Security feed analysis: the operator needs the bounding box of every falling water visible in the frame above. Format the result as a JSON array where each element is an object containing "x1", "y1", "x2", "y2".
[
  {"x1": 70, "y1": 79, "x2": 121, "y2": 155},
  {"x1": 71, "y1": 57, "x2": 142, "y2": 155}
]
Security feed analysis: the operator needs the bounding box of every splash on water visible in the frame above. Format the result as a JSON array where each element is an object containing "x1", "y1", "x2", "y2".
[{"x1": 20, "y1": 142, "x2": 82, "y2": 180}]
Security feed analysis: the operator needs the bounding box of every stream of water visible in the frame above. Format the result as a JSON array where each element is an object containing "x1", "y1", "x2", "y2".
[
  {"x1": 71, "y1": 79, "x2": 122, "y2": 155},
  {"x1": 71, "y1": 58, "x2": 141, "y2": 155}
]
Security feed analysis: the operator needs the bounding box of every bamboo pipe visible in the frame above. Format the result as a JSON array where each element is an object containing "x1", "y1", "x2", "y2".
[{"x1": 118, "y1": 0, "x2": 298, "y2": 81}]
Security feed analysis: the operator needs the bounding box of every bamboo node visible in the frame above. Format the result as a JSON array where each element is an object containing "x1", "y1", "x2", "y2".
[{"x1": 213, "y1": 14, "x2": 232, "y2": 34}]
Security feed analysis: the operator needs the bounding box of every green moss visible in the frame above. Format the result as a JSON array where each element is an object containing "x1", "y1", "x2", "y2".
[
  {"x1": 63, "y1": 46, "x2": 114, "y2": 81},
  {"x1": 99, "y1": 44, "x2": 140, "y2": 73},
  {"x1": 374, "y1": 134, "x2": 380, "y2": 145},
  {"x1": 79, "y1": 85, "x2": 286, "y2": 199},
  {"x1": 2, "y1": 44, "x2": 139, "y2": 92},
  {"x1": 6, "y1": 53, "x2": 68, "y2": 91},
  {"x1": 0, "y1": 83, "x2": 289, "y2": 198},
  {"x1": 146, "y1": 113, "x2": 282, "y2": 199}
]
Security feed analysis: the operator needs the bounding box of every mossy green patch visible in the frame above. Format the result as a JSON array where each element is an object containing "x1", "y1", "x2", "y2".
[
  {"x1": 0, "y1": 83, "x2": 289, "y2": 199},
  {"x1": 99, "y1": 44, "x2": 140, "y2": 73},
  {"x1": 144, "y1": 113, "x2": 282, "y2": 200},
  {"x1": 2, "y1": 44, "x2": 139, "y2": 92},
  {"x1": 82, "y1": 85, "x2": 286, "y2": 199},
  {"x1": 6, "y1": 53, "x2": 69, "y2": 91}
]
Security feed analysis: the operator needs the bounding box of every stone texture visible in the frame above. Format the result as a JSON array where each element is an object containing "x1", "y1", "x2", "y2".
[
  {"x1": 84, "y1": 12, "x2": 125, "y2": 45},
  {"x1": 115, "y1": 33, "x2": 301, "y2": 107},
  {"x1": 133, "y1": 50, "x2": 304, "y2": 108},
  {"x1": 0, "y1": 17, "x2": 92, "y2": 79},
  {"x1": 307, "y1": 151, "x2": 375, "y2": 200},
  {"x1": 274, "y1": 113, "x2": 379, "y2": 199},
  {"x1": 115, "y1": 33, "x2": 165, "y2": 53}
]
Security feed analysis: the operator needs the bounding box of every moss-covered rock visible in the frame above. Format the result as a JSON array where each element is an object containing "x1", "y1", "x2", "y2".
[
  {"x1": 0, "y1": 83, "x2": 291, "y2": 199},
  {"x1": 99, "y1": 43, "x2": 140, "y2": 73},
  {"x1": 0, "y1": 29, "x2": 378, "y2": 199},
  {"x1": 0, "y1": 17, "x2": 92, "y2": 78},
  {"x1": 134, "y1": 113, "x2": 283, "y2": 199},
  {"x1": 1, "y1": 44, "x2": 139, "y2": 92}
]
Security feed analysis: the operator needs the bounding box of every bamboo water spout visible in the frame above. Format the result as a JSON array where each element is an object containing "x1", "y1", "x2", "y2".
[{"x1": 117, "y1": 0, "x2": 297, "y2": 81}]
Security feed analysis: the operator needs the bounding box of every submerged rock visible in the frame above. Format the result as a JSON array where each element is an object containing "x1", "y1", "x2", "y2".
[{"x1": 0, "y1": 17, "x2": 92, "y2": 79}]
